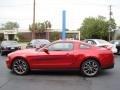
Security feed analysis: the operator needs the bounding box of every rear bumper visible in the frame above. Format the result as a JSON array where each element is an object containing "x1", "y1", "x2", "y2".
[
  {"x1": 99, "y1": 51, "x2": 114, "y2": 70},
  {"x1": 112, "y1": 45, "x2": 117, "y2": 53},
  {"x1": 112, "y1": 49, "x2": 117, "y2": 53}
]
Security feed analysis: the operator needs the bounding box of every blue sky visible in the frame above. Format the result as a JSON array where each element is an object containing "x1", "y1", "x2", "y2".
[{"x1": 0, "y1": 0, "x2": 120, "y2": 30}]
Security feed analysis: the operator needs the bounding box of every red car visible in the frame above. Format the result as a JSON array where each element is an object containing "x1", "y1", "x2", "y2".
[{"x1": 6, "y1": 40, "x2": 114, "y2": 77}]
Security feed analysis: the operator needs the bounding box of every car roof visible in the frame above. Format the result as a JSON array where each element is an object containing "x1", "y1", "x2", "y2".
[
  {"x1": 31, "y1": 39, "x2": 49, "y2": 41},
  {"x1": 53, "y1": 40, "x2": 87, "y2": 44},
  {"x1": 85, "y1": 39, "x2": 105, "y2": 41},
  {"x1": 110, "y1": 40, "x2": 120, "y2": 42},
  {"x1": 84, "y1": 39, "x2": 109, "y2": 42},
  {"x1": 31, "y1": 39, "x2": 50, "y2": 42}
]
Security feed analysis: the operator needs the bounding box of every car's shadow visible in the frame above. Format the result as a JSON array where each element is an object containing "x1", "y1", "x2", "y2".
[
  {"x1": 98, "y1": 70, "x2": 114, "y2": 76},
  {"x1": 114, "y1": 53, "x2": 120, "y2": 55},
  {"x1": 28, "y1": 70, "x2": 80, "y2": 76},
  {"x1": 10, "y1": 69, "x2": 114, "y2": 77}
]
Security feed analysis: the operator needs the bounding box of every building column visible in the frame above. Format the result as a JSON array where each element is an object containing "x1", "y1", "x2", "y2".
[
  {"x1": 15, "y1": 34, "x2": 18, "y2": 40},
  {"x1": 4, "y1": 34, "x2": 8, "y2": 40}
]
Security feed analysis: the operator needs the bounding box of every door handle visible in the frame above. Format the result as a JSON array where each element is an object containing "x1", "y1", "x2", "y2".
[{"x1": 66, "y1": 53, "x2": 70, "y2": 56}]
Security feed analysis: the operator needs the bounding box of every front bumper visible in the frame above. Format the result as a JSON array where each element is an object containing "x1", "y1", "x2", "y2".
[
  {"x1": 103, "y1": 64, "x2": 114, "y2": 69},
  {"x1": 6, "y1": 56, "x2": 12, "y2": 69},
  {"x1": 6, "y1": 61, "x2": 10, "y2": 69}
]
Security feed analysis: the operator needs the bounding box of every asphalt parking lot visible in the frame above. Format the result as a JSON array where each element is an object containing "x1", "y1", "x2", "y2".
[{"x1": 0, "y1": 54, "x2": 120, "y2": 90}]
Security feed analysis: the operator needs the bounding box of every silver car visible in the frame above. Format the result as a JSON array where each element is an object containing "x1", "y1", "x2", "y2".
[
  {"x1": 84, "y1": 39, "x2": 117, "y2": 53},
  {"x1": 26, "y1": 39, "x2": 50, "y2": 48}
]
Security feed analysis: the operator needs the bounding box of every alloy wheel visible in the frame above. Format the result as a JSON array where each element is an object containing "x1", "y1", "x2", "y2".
[
  {"x1": 12, "y1": 58, "x2": 29, "y2": 75},
  {"x1": 81, "y1": 59, "x2": 100, "y2": 77}
]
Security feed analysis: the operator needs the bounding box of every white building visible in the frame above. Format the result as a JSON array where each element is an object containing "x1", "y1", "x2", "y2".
[{"x1": 0, "y1": 29, "x2": 18, "y2": 40}]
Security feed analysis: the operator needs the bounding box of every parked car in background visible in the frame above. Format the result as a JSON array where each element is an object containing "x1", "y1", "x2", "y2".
[
  {"x1": 110, "y1": 40, "x2": 120, "y2": 54},
  {"x1": 26, "y1": 39, "x2": 50, "y2": 48},
  {"x1": 84, "y1": 39, "x2": 117, "y2": 53},
  {"x1": 6, "y1": 40, "x2": 114, "y2": 77},
  {"x1": 0, "y1": 40, "x2": 21, "y2": 55}
]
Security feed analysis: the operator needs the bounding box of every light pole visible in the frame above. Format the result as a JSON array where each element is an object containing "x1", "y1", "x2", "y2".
[
  {"x1": 108, "y1": 5, "x2": 112, "y2": 41},
  {"x1": 32, "y1": 0, "x2": 36, "y2": 39},
  {"x1": 62, "y1": 10, "x2": 66, "y2": 40}
]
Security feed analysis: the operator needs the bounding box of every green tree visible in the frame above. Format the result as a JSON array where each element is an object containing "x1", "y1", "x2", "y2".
[
  {"x1": 29, "y1": 20, "x2": 52, "y2": 39},
  {"x1": 0, "y1": 21, "x2": 19, "y2": 30},
  {"x1": 16, "y1": 32, "x2": 25, "y2": 42},
  {"x1": 109, "y1": 18, "x2": 116, "y2": 29},
  {"x1": 29, "y1": 23, "x2": 44, "y2": 39},
  {"x1": 78, "y1": 16, "x2": 116, "y2": 40},
  {"x1": 44, "y1": 20, "x2": 52, "y2": 40},
  {"x1": 50, "y1": 32, "x2": 60, "y2": 41}
]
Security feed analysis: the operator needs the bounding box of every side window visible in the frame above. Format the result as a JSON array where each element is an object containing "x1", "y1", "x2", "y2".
[
  {"x1": 48, "y1": 42, "x2": 73, "y2": 51},
  {"x1": 80, "y1": 44, "x2": 90, "y2": 49},
  {"x1": 87, "y1": 40, "x2": 96, "y2": 45}
]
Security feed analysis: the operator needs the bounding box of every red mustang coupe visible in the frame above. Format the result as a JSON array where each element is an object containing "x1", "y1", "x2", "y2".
[{"x1": 6, "y1": 40, "x2": 114, "y2": 77}]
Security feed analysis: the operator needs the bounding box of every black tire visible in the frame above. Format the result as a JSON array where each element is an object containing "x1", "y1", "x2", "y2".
[
  {"x1": 1, "y1": 51, "x2": 4, "y2": 56},
  {"x1": 117, "y1": 49, "x2": 120, "y2": 54},
  {"x1": 80, "y1": 59, "x2": 100, "y2": 77},
  {"x1": 12, "y1": 58, "x2": 30, "y2": 75}
]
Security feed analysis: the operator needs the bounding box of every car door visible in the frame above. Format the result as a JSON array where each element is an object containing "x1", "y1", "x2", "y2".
[{"x1": 34, "y1": 42, "x2": 75, "y2": 69}]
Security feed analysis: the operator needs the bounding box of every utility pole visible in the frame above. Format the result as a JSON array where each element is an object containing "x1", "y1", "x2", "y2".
[
  {"x1": 108, "y1": 5, "x2": 112, "y2": 41},
  {"x1": 32, "y1": 0, "x2": 36, "y2": 39}
]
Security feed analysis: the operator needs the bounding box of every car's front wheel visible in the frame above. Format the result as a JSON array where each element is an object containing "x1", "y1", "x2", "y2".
[
  {"x1": 12, "y1": 58, "x2": 29, "y2": 75},
  {"x1": 81, "y1": 59, "x2": 100, "y2": 77}
]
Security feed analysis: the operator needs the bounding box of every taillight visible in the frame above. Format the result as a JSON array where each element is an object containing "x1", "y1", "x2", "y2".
[
  {"x1": 106, "y1": 46, "x2": 112, "y2": 50},
  {"x1": 18, "y1": 46, "x2": 21, "y2": 50},
  {"x1": 1, "y1": 47, "x2": 7, "y2": 50},
  {"x1": 99, "y1": 45, "x2": 112, "y2": 50}
]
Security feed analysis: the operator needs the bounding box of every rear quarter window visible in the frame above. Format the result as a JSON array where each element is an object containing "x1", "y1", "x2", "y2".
[{"x1": 79, "y1": 44, "x2": 91, "y2": 49}]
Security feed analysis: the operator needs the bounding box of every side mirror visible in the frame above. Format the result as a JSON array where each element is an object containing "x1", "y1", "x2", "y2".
[{"x1": 43, "y1": 48, "x2": 49, "y2": 54}]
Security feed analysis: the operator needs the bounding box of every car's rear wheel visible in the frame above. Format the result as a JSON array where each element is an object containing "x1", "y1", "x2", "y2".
[
  {"x1": 12, "y1": 58, "x2": 29, "y2": 75},
  {"x1": 81, "y1": 59, "x2": 100, "y2": 77}
]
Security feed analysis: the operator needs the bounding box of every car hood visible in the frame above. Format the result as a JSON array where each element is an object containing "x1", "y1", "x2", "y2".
[
  {"x1": 8, "y1": 48, "x2": 39, "y2": 56},
  {"x1": 2, "y1": 44, "x2": 21, "y2": 48}
]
